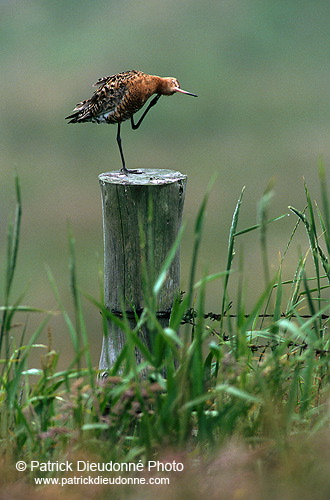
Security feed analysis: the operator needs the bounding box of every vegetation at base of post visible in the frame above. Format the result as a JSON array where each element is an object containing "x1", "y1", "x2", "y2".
[{"x1": 0, "y1": 167, "x2": 329, "y2": 498}]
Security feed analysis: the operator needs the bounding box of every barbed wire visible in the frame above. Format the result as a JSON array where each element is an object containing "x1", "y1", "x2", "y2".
[
  {"x1": 180, "y1": 307, "x2": 330, "y2": 356},
  {"x1": 181, "y1": 308, "x2": 330, "y2": 323}
]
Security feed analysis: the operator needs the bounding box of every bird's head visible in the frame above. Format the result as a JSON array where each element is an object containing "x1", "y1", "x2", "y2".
[{"x1": 159, "y1": 77, "x2": 198, "y2": 97}]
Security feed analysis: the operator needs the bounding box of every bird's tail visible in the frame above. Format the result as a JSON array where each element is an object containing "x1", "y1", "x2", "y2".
[{"x1": 65, "y1": 99, "x2": 91, "y2": 123}]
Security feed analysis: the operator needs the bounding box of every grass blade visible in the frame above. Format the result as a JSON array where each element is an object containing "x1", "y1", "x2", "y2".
[{"x1": 221, "y1": 186, "x2": 245, "y2": 324}]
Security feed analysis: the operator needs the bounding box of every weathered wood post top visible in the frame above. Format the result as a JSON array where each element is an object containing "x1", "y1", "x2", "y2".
[{"x1": 99, "y1": 168, "x2": 187, "y2": 186}]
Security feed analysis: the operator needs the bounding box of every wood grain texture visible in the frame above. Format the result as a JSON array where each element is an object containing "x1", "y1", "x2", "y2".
[{"x1": 98, "y1": 169, "x2": 187, "y2": 370}]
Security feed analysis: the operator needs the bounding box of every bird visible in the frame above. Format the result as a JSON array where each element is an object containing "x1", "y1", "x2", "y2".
[{"x1": 65, "y1": 70, "x2": 197, "y2": 174}]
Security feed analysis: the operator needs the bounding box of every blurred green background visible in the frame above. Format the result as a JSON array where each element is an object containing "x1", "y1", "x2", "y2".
[{"x1": 1, "y1": 0, "x2": 329, "y2": 367}]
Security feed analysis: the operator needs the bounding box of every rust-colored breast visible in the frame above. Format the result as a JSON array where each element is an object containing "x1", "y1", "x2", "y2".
[{"x1": 97, "y1": 71, "x2": 159, "y2": 124}]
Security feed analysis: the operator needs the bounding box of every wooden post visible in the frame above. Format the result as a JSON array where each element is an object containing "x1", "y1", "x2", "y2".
[{"x1": 98, "y1": 168, "x2": 187, "y2": 372}]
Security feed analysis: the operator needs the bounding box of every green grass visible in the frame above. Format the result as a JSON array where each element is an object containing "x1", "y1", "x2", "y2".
[{"x1": 0, "y1": 170, "x2": 329, "y2": 498}]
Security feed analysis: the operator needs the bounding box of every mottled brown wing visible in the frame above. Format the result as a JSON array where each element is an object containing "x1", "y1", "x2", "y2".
[
  {"x1": 66, "y1": 70, "x2": 144, "y2": 123},
  {"x1": 93, "y1": 76, "x2": 113, "y2": 87},
  {"x1": 66, "y1": 75, "x2": 127, "y2": 123}
]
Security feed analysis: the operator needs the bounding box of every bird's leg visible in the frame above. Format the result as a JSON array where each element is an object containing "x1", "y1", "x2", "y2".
[
  {"x1": 131, "y1": 94, "x2": 161, "y2": 130},
  {"x1": 116, "y1": 123, "x2": 126, "y2": 169},
  {"x1": 116, "y1": 123, "x2": 141, "y2": 174}
]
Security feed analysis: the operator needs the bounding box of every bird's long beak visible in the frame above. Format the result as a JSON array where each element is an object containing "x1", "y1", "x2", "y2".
[{"x1": 174, "y1": 87, "x2": 198, "y2": 97}]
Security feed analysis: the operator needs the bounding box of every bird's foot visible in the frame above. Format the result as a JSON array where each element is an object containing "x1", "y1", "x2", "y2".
[{"x1": 120, "y1": 167, "x2": 143, "y2": 175}]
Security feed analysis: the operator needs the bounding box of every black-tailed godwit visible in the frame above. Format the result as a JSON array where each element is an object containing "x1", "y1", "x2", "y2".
[{"x1": 65, "y1": 70, "x2": 197, "y2": 174}]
